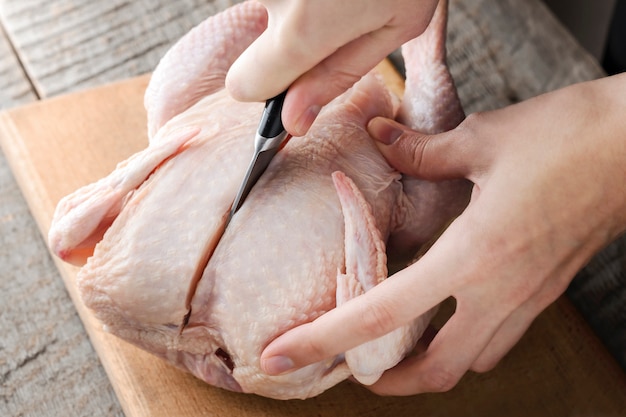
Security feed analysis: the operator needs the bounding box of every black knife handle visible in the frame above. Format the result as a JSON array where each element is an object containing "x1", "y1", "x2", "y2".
[{"x1": 258, "y1": 90, "x2": 287, "y2": 138}]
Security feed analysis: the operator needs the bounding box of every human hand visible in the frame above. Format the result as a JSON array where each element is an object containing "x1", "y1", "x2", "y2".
[
  {"x1": 225, "y1": 0, "x2": 439, "y2": 136},
  {"x1": 259, "y1": 73, "x2": 626, "y2": 395}
]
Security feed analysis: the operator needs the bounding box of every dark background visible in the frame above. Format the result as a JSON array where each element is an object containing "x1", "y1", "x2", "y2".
[{"x1": 603, "y1": 0, "x2": 626, "y2": 74}]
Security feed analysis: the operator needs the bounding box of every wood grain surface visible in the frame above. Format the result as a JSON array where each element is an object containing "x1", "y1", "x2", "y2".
[
  {"x1": 0, "y1": 0, "x2": 622, "y2": 416},
  {"x1": 0, "y1": 0, "x2": 238, "y2": 98},
  {"x1": 0, "y1": 24, "x2": 35, "y2": 108}
]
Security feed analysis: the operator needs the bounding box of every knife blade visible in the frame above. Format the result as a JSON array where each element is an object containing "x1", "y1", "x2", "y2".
[{"x1": 228, "y1": 90, "x2": 290, "y2": 223}]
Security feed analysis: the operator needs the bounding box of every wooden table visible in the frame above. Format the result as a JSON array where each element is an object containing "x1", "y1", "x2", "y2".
[{"x1": 0, "y1": 1, "x2": 622, "y2": 416}]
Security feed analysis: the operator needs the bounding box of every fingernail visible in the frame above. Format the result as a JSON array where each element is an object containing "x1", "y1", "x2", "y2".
[
  {"x1": 368, "y1": 117, "x2": 404, "y2": 145},
  {"x1": 294, "y1": 105, "x2": 321, "y2": 136},
  {"x1": 262, "y1": 355, "x2": 295, "y2": 375}
]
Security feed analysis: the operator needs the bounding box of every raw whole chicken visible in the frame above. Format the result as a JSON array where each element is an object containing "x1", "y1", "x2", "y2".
[{"x1": 48, "y1": 0, "x2": 469, "y2": 400}]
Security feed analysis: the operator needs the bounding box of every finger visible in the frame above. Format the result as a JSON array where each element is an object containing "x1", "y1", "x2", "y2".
[
  {"x1": 368, "y1": 300, "x2": 505, "y2": 396},
  {"x1": 225, "y1": 2, "x2": 390, "y2": 103},
  {"x1": 469, "y1": 306, "x2": 536, "y2": 373},
  {"x1": 260, "y1": 219, "x2": 466, "y2": 376},
  {"x1": 281, "y1": 25, "x2": 421, "y2": 136},
  {"x1": 225, "y1": 23, "x2": 313, "y2": 102},
  {"x1": 368, "y1": 117, "x2": 475, "y2": 181}
]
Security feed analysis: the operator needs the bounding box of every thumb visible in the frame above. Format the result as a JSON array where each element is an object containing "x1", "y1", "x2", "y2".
[{"x1": 367, "y1": 117, "x2": 471, "y2": 180}]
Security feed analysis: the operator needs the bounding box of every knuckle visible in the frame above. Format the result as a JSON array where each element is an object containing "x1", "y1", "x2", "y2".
[
  {"x1": 324, "y1": 66, "x2": 362, "y2": 97},
  {"x1": 400, "y1": 134, "x2": 449, "y2": 180},
  {"x1": 421, "y1": 367, "x2": 461, "y2": 392},
  {"x1": 302, "y1": 323, "x2": 333, "y2": 361},
  {"x1": 305, "y1": 338, "x2": 329, "y2": 361},
  {"x1": 358, "y1": 300, "x2": 397, "y2": 338},
  {"x1": 409, "y1": 136, "x2": 429, "y2": 170}
]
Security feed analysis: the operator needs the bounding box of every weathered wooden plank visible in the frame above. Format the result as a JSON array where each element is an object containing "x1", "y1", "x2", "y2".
[
  {"x1": 0, "y1": 24, "x2": 36, "y2": 108},
  {"x1": 0, "y1": 0, "x2": 244, "y2": 98},
  {"x1": 0, "y1": 151, "x2": 124, "y2": 417},
  {"x1": 0, "y1": 14, "x2": 110, "y2": 417}
]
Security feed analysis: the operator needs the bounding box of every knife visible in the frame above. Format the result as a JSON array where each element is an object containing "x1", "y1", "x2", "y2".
[{"x1": 228, "y1": 90, "x2": 291, "y2": 223}]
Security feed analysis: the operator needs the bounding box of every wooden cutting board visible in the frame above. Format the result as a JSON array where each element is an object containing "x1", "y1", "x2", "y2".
[{"x1": 0, "y1": 62, "x2": 624, "y2": 417}]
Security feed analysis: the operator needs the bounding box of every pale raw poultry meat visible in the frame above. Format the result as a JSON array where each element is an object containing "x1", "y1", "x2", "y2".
[{"x1": 48, "y1": 0, "x2": 470, "y2": 400}]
